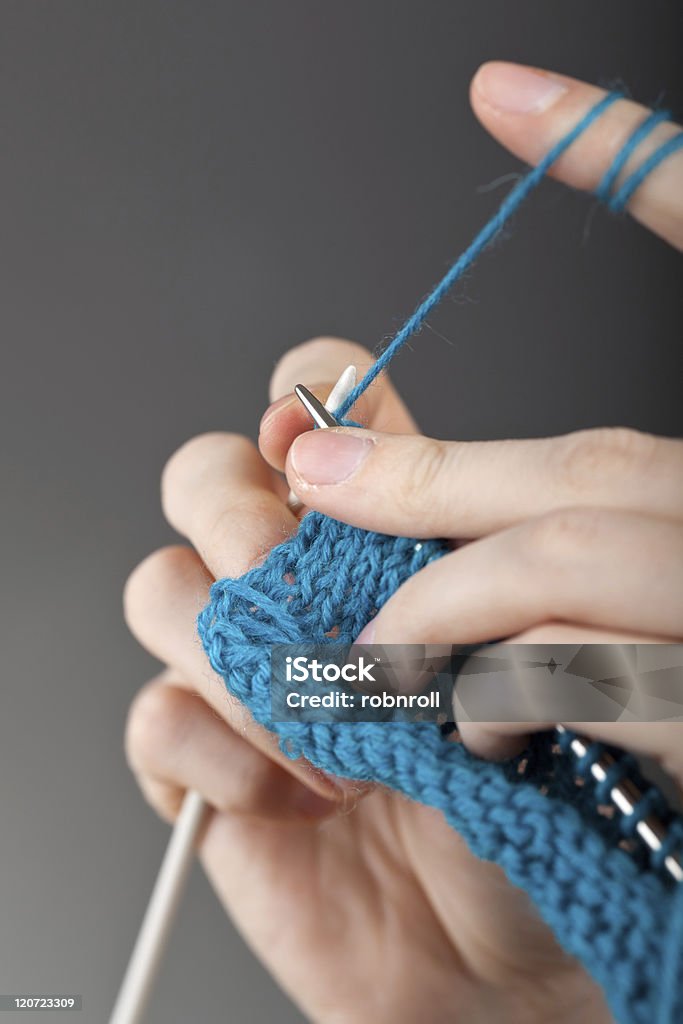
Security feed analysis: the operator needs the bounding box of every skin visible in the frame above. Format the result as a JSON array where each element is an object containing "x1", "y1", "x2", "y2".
[{"x1": 125, "y1": 64, "x2": 683, "y2": 1023}]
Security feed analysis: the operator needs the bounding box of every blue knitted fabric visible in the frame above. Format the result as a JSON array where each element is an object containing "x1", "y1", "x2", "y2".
[{"x1": 198, "y1": 95, "x2": 683, "y2": 1023}]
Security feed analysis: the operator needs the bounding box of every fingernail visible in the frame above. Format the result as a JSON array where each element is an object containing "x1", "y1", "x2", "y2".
[
  {"x1": 354, "y1": 619, "x2": 376, "y2": 645},
  {"x1": 259, "y1": 394, "x2": 296, "y2": 432},
  {"x1": 290, "y1": 431, "x2": 372, "y2": 485},
  {"x1": 474, "y1": 62, "x2": 567, "y2": 114}
]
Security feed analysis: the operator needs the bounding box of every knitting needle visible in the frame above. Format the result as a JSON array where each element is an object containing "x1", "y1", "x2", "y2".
[
  {"x1": 286, "y1": 365, "x2": 356, "y2": 513},
  {"x1": 109, "y1": 788, "x2": 210, "y2": 1024},
  {"x1": 110, "y1": 366, "x2": 358, "y2": 1024},
  {"x1": 294, "y1": 384, "x2": 340, "y2": 427},
  {"x1": 555, "y1": 725, "x2": 683, "y2": 883}
]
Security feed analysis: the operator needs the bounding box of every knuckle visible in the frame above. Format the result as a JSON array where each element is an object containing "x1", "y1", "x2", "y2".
[
  {"x1": 525, "y1": 507, "x2": 606, "y2": 565},
  {"x1": 395, "y1": 439, "x2": 448, "y2": 520},
  {"x1": 556, "y1": 427, "x2": 655, "y2": 495},
  {"x1": 123, "y1": 545, "x2": 191, "y2": 634},
  {"x1": 125, "y1": 683, "x2": 189, "y2": 774}
]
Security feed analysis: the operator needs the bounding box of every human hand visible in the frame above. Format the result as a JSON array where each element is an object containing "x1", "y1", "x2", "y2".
[
  {"x1": 277, "y1": 68, "x2": 683, "y2": 794},
  {"x1": 125, "y1": 338, "x2": 609, "y2": 1024},
  {"x1": 124, "y1": 64, "x2": 682, "y2": 1023}
]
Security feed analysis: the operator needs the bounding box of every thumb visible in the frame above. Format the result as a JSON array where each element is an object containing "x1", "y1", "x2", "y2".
[
  {"x1": 285, "y1": 425, "x2": 664, "y2": 540},
  {"x1": 286, "y1": 426, "x2": 472, "y2": 538}
]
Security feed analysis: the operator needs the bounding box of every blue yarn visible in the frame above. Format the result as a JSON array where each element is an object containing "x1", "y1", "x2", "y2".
[
  {"x1": 199, "y1": 512, "x2": 683, "y2": 1024},
  {"x1": 596, "y1": 108, "x2": 671, "y2": 203},
  {"x1": 198, "y1": 92, "x2": 683, "y2": 1022},
  {"x1": 609, "y1": 131, "x2": 683, "y2": 212}
]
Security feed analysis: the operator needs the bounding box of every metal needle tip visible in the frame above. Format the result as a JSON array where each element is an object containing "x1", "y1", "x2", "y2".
[{"x1": 294, "y1": 384, "x2": 340, "y2": 429}]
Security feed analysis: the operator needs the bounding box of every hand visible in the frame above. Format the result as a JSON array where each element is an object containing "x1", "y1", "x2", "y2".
[
  {"x1": 124, "y1": 64, "x2": 682, "y2": 1023},
  {"x1": 280, "y1": 69, "x2": 683, "y2": 782},
  {"x1": 125, "y1": 339, "x2": 609, "y2": 1024}
]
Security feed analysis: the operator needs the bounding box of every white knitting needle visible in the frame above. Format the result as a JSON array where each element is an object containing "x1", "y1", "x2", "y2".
[
  {"x1": 110, "y1": 366, "x2": 358, "y2": 1024},
  {"x1": 109, "y1": 789, "x2": 209, "y2": 1024}
]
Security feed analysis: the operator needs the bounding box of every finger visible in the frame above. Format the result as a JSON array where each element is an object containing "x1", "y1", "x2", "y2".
[
  {"x1": 260, "y1": 336, "x2": 419, "y2": 472},
  {"x1": 362, "y1": 508, "x2": 683, "y2": 644},
  {"x1": 123, "y1": 546, "x2": 364, "y2": 804},
  {"x1": 126, "y1": 678, "x2": 338, "y2": 822},
  {"x1": 456, "y1": 622, "x2": 672, "y2": 763},
  {"x1": 133, "y1": 774, "x2": 187, "y2": 826},
  {"x1": 459, "y1": 723, "x2": 683, "y2": 792},
  {"x1": 470, "y1": 62, "x2": 683, "y2": 249},
  {"x1": 162, "y1": 432, "x2": 298, "y2": 580},
  {"x1": 285, "y1": 425, "x2": 683, "y2": 539}
]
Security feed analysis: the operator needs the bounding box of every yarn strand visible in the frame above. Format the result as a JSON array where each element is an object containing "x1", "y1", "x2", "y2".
[
  {"x1": 596, "y1": 108, "x2": 671, "y2": 203},
  {"x1": 334, "y1": 91, "x2": 623, "y2": 420},
  {"x1": 610, "y1": 131, "x2": 683, "y2": 212}
]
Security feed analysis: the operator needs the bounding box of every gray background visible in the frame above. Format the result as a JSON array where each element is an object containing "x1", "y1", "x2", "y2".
[{"x1": 0, "y1": 2, "x2": 681, "y2": 1022}]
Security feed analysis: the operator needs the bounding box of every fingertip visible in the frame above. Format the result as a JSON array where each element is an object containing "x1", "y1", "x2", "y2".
[
  {"x1": 258, "y1": 384, "x2": 333, "y2": 471},
  {"x1": 469, "y1": 61, "x2": 495, "y2": 127},
  {"x1": 258, "y1": 394, "x2": 300, "y2": 469},
  {"x1": 457, "y1": 721, "x2": 529, "y2": 762},
  {"x1": 471, "y1": 61, "x2": 570, "y2": 120},
  {"x1": 469, "y1": 60, "x2": 501, "y2": 115},
  {"x1": 258, "y1": 392, "x2": 298, "y2": 435},
  {"x1": 287, "y1": 428, "x2": 374, "y2": 490}
]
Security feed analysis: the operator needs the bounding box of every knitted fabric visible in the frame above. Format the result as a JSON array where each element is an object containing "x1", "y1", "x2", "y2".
[{"x1": 198, "y1": 95, "x2": 683, "y2": 1023}]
